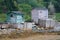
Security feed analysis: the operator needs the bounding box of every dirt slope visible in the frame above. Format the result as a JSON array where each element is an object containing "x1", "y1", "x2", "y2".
[{"x1": 1, "y1": 35, "x2": 60, "y2": 40}]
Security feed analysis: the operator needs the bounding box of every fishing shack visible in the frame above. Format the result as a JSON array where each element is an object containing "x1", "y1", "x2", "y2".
[{"x1": 7, "y1": 11, "x2": 25, "y2": 24}]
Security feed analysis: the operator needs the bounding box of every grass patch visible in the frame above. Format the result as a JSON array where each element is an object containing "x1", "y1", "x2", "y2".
[{"x1": 55, "y1": 13, "x2": 60, "y2": 21}]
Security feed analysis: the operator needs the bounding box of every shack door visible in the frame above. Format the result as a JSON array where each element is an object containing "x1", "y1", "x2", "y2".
[{"x1": 16, "y1": 15, "x2": 23, "y2": 23}]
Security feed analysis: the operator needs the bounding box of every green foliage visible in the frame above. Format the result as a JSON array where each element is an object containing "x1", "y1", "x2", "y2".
[
  {"x1": 18, "y1": 4, "x2": 32, "y2": 13},
  {"x1": 0, "y1": 0, "x2": 4, "y2": 13},
  {"x1": 37, "y1": 0, "x2": 45, "y2": 7},
  {"x1": 1, "y1": 0, "x2": 60, "y2": 13},
  {"x1": 18, "y1": 4, "x2": 32, "y2": 21},
  {"x1": 16, "y1": 0, "x2": 44, "y2": 8},
  {"x1": 0, "y1": 0, "x2": 4, "y2": 2},
  {"x1": 4, "y1": 0, "x2": 18, "y2": 11},
  {"x1": 0, "y1": 13, "x2": 7, "y2": 22},
  {"x1": 44, "y1": 0, "x2": 60, "y2": 12},
  {"x1": 55, "y1": 13, "x2": 60, "y2": 22},
  {"x1": 26, "y1": 0, "x2": 38, "y2": 7},
  {"x1": 0, "y1": 6, "x2": 3, "y2": 13},
  {"x1": 24, "y1": 14, "x2": 31, "y2": 22},
  {"x1": 54, "y1": 0, "x2": 60, "y2": 12}
]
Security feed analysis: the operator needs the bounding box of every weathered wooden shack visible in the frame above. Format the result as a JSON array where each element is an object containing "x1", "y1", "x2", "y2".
[
  {"x1": 7, "y1": 11, "x2": 25, "y2": 23},
  {"x1": 31, "y1": 8, "x2": 55, "y2": 28},
  {"x1": 31, "y1": 8, "x2": 48, "y2": 24}
]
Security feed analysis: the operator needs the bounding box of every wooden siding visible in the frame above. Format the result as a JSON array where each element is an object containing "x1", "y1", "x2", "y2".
[{"x1": 31, "y1": 9, "x2": 48, "y2": 24}]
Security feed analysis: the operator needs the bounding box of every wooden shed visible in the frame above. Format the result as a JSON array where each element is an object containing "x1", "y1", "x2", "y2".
[
  {"x1": 7, "y1": 11, "x2": 25, "y2": 23},
  {"x1": 31, "y1": 8, "x2": 48, "y2": 24}
]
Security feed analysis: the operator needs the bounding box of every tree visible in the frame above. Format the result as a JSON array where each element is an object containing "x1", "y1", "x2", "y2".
[
  {"x1": 0, "y1": 0, "x2": 4, "y2": 2},
  {"x1": 18, "y1": 4, "x2": 32, "y2": 21},
  {"x1": 37, "y1": 0, "x2": 45, "y2": 8},
  {"x1": 16, "y1": 0, "x2": 38, "y2": 7},
  {"x1": 4, "y1": 0, "x2": 18, "y2": 11},
  {"x1": 43, "y1": 0, "x2": 60, "y2": 12},
  {"x1": 0, "y1": 0, "x2": 4, "y2": 13},
  {"x1": 53, "y1": 0, "x2": 60, "y2": 12},
  {"x1": 18, "y1": 4, "x2": 32, "y2": 13},
  {"x1": 26, "y1": 0, "x2": 38, "y2": 7}
]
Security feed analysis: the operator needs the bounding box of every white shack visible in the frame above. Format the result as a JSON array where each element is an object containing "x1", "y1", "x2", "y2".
[
  {"x1": 31, "y1": 8, "x2": 55, "y2": 27},
  {"x1": 31, "y1": 8, "x2": 48, "y2": 24}
]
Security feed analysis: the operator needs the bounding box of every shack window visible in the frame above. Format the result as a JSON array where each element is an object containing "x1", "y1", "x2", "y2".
[{"x1": 10, "y1": 14, "x2": 13, "y2": 17}]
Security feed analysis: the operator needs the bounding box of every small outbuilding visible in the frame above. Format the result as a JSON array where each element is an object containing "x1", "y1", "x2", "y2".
[
  {"x1": 31, "y1": 8, "x2": 55, "y2": 28},
  {"x1": 7, "y1": 11, "x2": 25, "y2": 23},
  {"x1": 31, "y1": 8, "x2": 48, "y2": 24}
]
